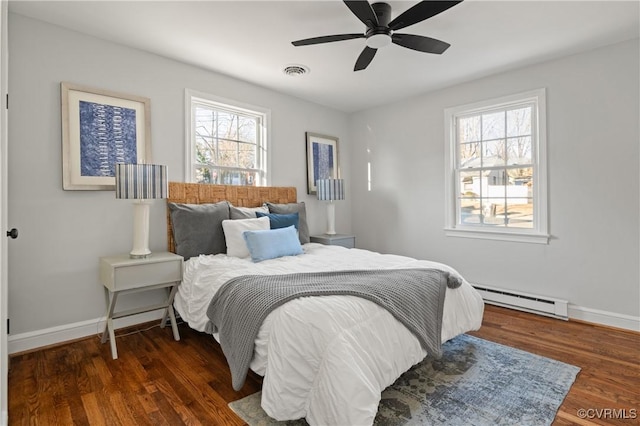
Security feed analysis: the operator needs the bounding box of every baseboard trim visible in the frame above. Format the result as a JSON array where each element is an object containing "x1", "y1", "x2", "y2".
[
  {"x1": 7, "y1": 311, "x2": 164, "y2": 355},
  {"x1": 568, "y1": 304, "x2": 639, "y2": 332}
]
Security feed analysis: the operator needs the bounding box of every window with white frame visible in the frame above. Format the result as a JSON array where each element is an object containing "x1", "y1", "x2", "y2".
[
  {"x1": 444, "y1": 89, "x2": 549, "y2": 244},
  {"x1": 185, "y1": 89, "x2": 269, "y2": 186}
]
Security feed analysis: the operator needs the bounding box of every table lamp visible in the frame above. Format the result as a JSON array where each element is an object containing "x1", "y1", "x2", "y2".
[
  {"x1": 317, "y1": 178, "x2": 345, "y2": 235},
  {"x1": 115, "y1": 163, "x2": 168, "y2": 258}
]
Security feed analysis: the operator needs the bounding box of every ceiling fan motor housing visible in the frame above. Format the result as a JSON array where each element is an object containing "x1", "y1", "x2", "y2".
[{"x1": 366, "y1": 2, "x2": 393, "y2": 48}]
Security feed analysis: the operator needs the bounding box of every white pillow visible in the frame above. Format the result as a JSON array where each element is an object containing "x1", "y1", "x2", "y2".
[{"x1": 222, "y1": 216, "x2": 270, "y2": 258}]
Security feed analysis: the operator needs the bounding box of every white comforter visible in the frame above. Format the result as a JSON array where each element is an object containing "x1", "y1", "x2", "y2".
[{"x1": 174, "y1": 243, "x2": 484, "y2": 425}]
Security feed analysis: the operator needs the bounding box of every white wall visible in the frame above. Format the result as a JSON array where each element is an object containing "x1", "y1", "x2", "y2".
[
  {"x1": 7, "y1": 14, "x2": 351, "y2": 337},
  {"x1": 349, "y1": 38, "x2": 639, "y2": 322}
]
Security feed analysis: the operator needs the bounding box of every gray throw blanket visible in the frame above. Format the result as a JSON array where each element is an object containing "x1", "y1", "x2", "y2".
[{"x1": 206, "y1": 268, "x2": 462, "y2": 391}]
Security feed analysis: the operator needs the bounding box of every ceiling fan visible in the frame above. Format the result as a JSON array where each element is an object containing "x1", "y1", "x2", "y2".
[{"x1": 292, "y1": 0, "x2": 463, "y2": 71}]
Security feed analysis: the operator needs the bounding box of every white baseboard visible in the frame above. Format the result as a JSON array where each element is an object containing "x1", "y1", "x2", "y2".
[
  {"x1": 7, "y1": 311, "x2": 164, "y2": 355},
  {"x1": 568, "y1": 304, "x2": 640, "y2": 332}
]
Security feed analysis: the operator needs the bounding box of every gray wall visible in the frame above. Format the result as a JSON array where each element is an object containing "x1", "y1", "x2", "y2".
[
  {"x1": 7, "y1": 12, "x2": 639, "y2": 337},
  {"x1": 7, "y1": 14, "x2": 351, "y2": 335},
  {"x1": 349, "y1": 38, "x2": 639, "y2": 318}
]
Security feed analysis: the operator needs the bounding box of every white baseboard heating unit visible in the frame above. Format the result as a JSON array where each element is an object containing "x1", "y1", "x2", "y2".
[{"x1": 473, "y1": 284, "x2": 569, "y2": 320}]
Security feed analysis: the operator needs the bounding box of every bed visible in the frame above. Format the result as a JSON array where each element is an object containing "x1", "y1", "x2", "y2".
[{"x1": 166, "y1": 182, "x2": 484, "y2": 426}]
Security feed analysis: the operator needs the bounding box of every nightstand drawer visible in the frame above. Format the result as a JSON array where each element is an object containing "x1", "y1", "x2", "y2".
[
  {"x1": 112, "y1": 260, "x2": 182, "y2": 290},
  {"x1": 99, "y1": 253, "x2": 183, "y2": 291}
]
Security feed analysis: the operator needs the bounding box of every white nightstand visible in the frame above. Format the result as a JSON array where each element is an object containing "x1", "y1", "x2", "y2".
[
  {"x1": 310, "y1": 234, "x2": 355, "y2": 249},
  {"x1": 99, "y1": 251, "x2": 184, "y2": 359}
]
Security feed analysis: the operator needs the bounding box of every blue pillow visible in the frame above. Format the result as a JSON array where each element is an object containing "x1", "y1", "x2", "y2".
[
  {"x1": 242, "y1": 226, "x2": 303, "y2": 262},
  {"x1": 255, "y1": 211, "x2": 299, "y2": 230}
]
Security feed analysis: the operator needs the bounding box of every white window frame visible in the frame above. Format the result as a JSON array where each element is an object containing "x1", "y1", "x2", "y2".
[
  {"x1": 444, "y1": 88, "x2": 549, "y2": 244},
  {"x1": 184, "y1": 89, "x2": 270, "y2": 185}
]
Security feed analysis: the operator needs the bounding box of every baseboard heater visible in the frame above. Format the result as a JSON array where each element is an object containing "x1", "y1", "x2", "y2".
[{"x1": 472, "y1": 284, "x2": 569, "y2": 320}]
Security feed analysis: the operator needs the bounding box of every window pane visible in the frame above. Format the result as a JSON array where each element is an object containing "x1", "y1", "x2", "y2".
[
  {"x1": 215, "y1": 169, "x2": 258, "y2": 186},
  {"x1": 195, "y1": 166, "x2": 214, "y2": 184},
  {"x1": 506, "y1": 167, "x2": 533, "y2": 185},
  {"x1": 238, "y1": 116, "x2": 257, "y2": 143},
  {"x1": 481, "y1": 198, "x2": 505, "y2": 226},
  {"x1": 505, "y1": 199, "x2": 533, "y2": 228},
  {"x1": 507, "y1": 137, "x2": 532, "y2": 165},
  {"x1": 217, "y1": 139, "x2": 239, "y2": 167},
  {"x1": 195, "y1": 137, "x2": 215, "y2": 165},
  {"x1": 195, "y1": 107, "x2": 215, "y2": 136},
  {"x1": 507, "y1": 106, "x2": 531, "y2": 137},
  {"x1": 460, "y1": 142, "x2": 480, "y2": 168},
  {"x1": 459, "y1": 196, "x2": 480, "y2": 224},
  {"x1": 482, "y1": 111, "x2": 505, "y2": 140},
  {"x1": 217, "y1": 112, "x2": 238, "y2": 140},
  {"x1": 239, "y1": 142, "x2": 256, "y2": 169},
  {"x1": 458, "y1": 116, "x2": 480, "y2": 143},
  {"x1": 483, "y1": 139, "x2": 506, "y2": 167},
  {"x1": 459, "y1": 170, "x2": 481, "y2": 197}
]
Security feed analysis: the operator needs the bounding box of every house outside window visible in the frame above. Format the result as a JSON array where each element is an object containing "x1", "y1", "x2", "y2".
[
  {"x1": 444, "y1": 89, "x2": 549, "y2": 244},
  {"x1": 185, "y1": 89, "x2": 269, "y2": 186}
]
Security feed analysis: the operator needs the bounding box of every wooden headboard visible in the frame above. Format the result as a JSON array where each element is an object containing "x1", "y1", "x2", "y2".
[{"x1": 166, "y1": 182, "x2": 298, "y2": 253}]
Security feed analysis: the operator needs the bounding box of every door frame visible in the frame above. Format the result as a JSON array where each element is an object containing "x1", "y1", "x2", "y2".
[{"x1": 1, "y1": 0, "x2": 9, "y2": 423}]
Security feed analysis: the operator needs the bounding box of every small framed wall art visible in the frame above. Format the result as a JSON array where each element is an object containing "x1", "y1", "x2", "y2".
[
  {"x1": 306, "y1": 132, "x2": 339, "y2": 195},
  {"x1": 61, "y1": 82, "x2": 151, "y2": 190}
]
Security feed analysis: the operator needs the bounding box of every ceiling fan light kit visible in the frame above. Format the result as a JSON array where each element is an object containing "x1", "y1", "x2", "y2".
[{"x1": 291, "y1": 0, "x2": 463, "y2": 71}]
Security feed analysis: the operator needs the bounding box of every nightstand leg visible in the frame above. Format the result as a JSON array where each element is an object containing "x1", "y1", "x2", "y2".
[
  {"x1": 101, "y1": 291, "x2": 119, "y2": 359},
  {"x1": 159, "y1": 285, "x2": 180, "y2": 341}
]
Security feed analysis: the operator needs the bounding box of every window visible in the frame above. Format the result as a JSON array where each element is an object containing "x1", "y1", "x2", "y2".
[
  {"x1": 444, "y1": 89, "x2": 548, "y2": 244},
  {"x1": 185, "y1": 89, "x2": 269, "y2": 186}
]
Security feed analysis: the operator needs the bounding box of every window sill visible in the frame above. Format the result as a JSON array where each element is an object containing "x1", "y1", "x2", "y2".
[{"x1": 444, "y1": 227, "x2": 549, "y2": 244}]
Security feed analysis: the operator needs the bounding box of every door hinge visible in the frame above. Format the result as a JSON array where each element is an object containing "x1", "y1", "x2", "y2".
[
  {"x1": 6, "y1": 318, "x2": 9, "y2": 334},
  {"x1": 5, "y1": 93, "x2": 7, "y2": 109}
]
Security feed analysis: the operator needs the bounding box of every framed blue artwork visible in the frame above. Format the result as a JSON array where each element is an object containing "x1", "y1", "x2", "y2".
[
  {"x1": 306, "y1": 132, "x2": 339, "y2": 195},
  {"x1": 61, "y1": 82, "x2": 151, "y2": 190}
]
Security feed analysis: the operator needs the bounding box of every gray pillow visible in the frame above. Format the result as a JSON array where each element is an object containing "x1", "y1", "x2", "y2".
[
  {"x1": 229, "y1": 205, "x2": 269, "y2": 220},
  {"x1": 169, "y1": 201, "x2": 230, "y2": 260},
  {"x1": 266, "y1": 202, "x2": 309, "y2": 244}
]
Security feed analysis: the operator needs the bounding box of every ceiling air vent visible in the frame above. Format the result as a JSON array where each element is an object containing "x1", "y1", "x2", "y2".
[{"x1": 283, "y1": 64, "x2": 309, "y2": 77}]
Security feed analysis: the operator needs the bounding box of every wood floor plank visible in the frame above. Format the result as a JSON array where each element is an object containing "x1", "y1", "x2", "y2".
[{"x1": 8, "y1": 305, "x2": 639, "y2": 425}]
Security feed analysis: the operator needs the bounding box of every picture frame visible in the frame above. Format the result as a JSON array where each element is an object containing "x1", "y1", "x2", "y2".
[
  {"x1": 306, "y1": 132, "x2": 339, "y2": 195},
  {"x1": 61, "y1": 82, "x2": 151, "y2": 190}
]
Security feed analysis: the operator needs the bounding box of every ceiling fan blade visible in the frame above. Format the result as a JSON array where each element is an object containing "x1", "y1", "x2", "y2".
[
  {"x1": 344, "y1": 0, "x2": 378, "y2": 28},
  {"x1": 354, "y1": 46, "x2": 377, "y2": 71},
  {"x1": 392, "y1": 33, "x2": 450, "y2": 54},
  {"x1": 389, "y1": 1, "x2": 463, "y2": 31},
  {"x1": 292, "y1": 33, "x2": 365, "y2": 46}
]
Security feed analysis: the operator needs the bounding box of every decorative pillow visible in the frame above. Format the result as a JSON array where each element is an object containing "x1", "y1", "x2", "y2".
[
  {"x1": 229, "y1": 205, "x2": 269, "y2": 220},
  {"x1": 168, "y1": 201, "x2": 230, "y2": 260},
  {"x1": 255, "y1": 211, "x2": 299, "y2": 230},
  {"x1": 266, "y1": 202, "x2": 310, "y2": 244},
  {"x1": 243, "y1": 226, "x2": 304, "y2": 263},
  {"x1": 221, "y1": 216, "x2": 270, "y2": 258}
]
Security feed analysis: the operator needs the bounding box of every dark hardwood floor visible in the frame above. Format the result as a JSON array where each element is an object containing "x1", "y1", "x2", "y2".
[{"x1": 8, "y1": 305, "x2": 640, "y2": 425}]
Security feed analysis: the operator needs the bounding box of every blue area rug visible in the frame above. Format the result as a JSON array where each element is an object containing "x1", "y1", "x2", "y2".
[{"x1": 229, "y1": 334, "x2": 580, "y2": 425}]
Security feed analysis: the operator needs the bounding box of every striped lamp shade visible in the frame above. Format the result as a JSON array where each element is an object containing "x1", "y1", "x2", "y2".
[
  {"x1": 316, "y1": 178, "x2": 345, "y2": 201},
  {"x1": 115, "y1": 163, "x2": 168, "y2": 199}
]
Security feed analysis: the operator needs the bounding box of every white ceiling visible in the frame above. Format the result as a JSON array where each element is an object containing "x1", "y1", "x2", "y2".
[{"x1": 9, "y1": 0, "x2": 640, "y2": 112}]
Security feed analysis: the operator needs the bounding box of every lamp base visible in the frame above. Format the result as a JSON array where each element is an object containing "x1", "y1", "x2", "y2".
[
  {"x1": 130, "y1": 200, "x2": 152, "y2": 259},
  {"x1": 325, "y1": 201, "x2": 336, "y2": 235}
]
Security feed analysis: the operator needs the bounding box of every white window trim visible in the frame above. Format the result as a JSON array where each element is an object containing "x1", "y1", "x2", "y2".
[
  {"x1": 443, "y1": 88, "x2": 549, "y2": 244},
  {"x1": 184, "y1": 88, "x2": 271, "y2": 185}
]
